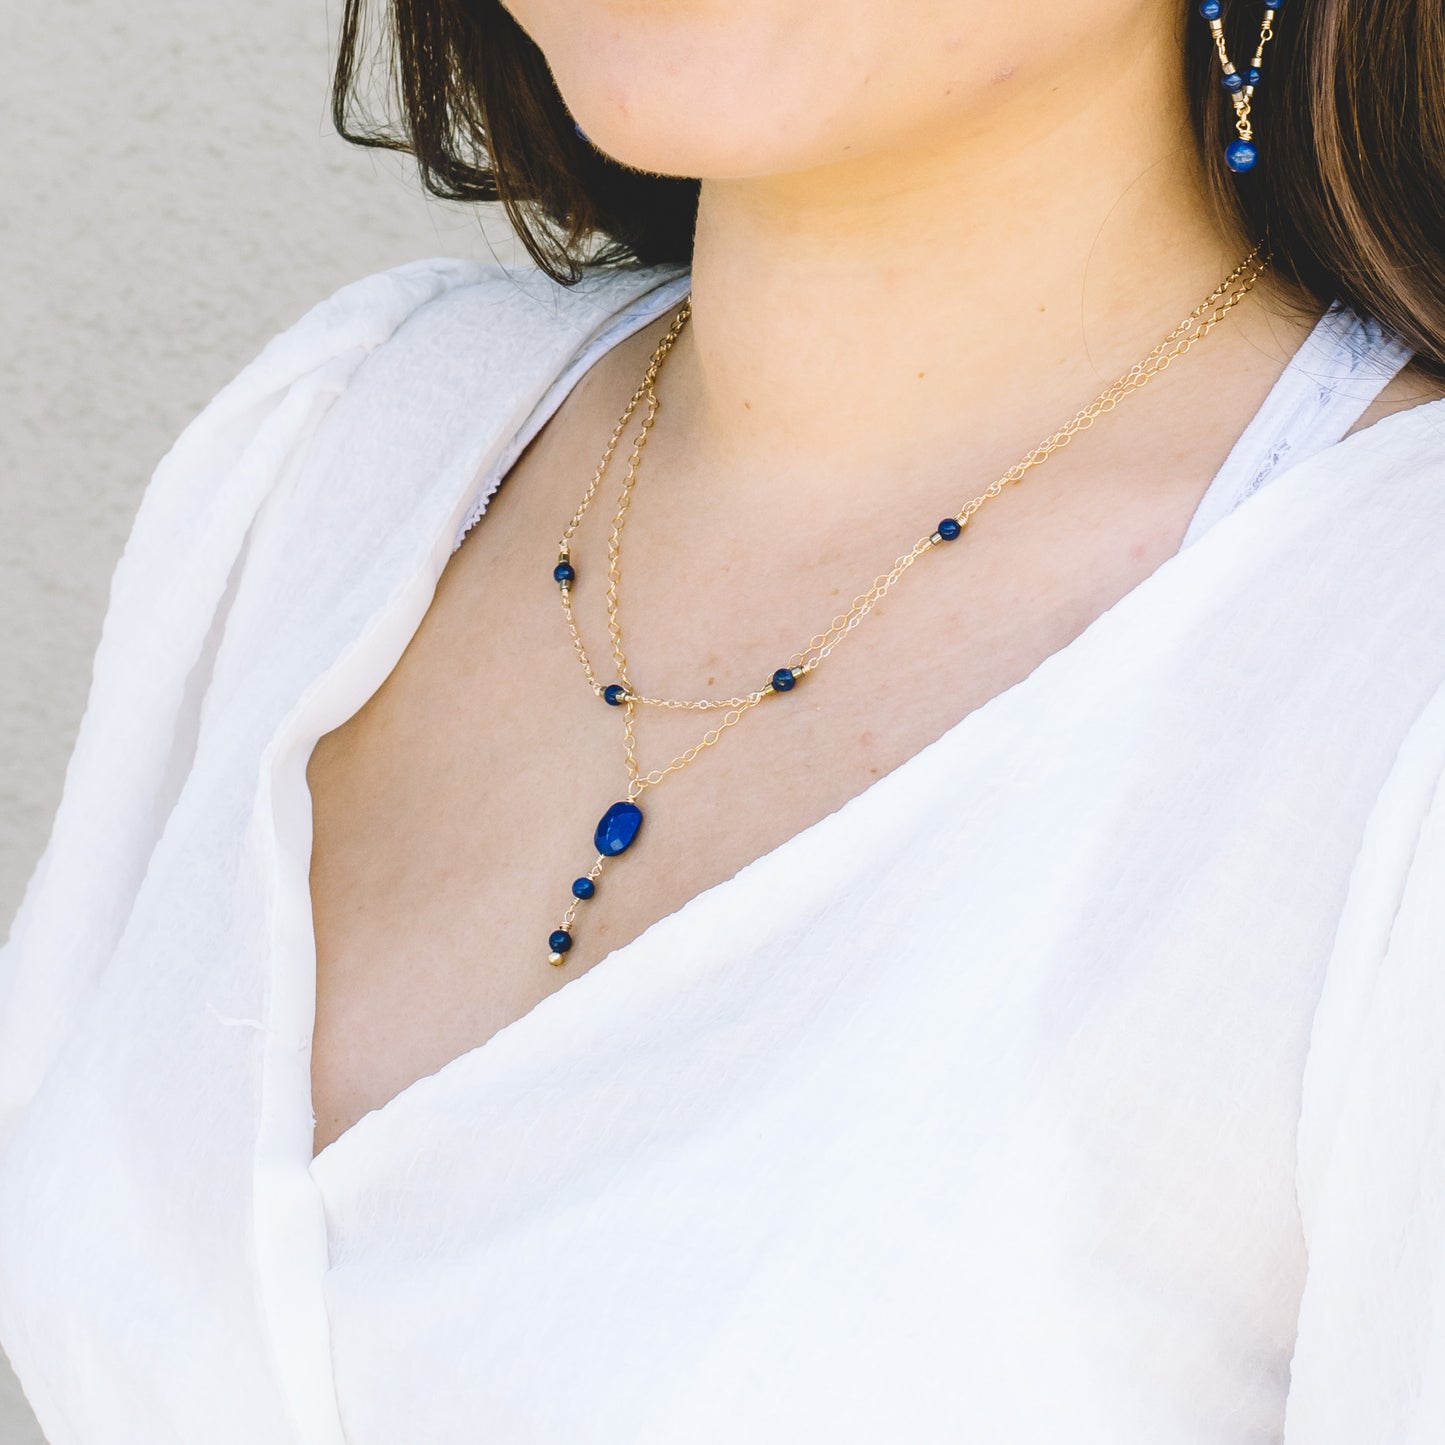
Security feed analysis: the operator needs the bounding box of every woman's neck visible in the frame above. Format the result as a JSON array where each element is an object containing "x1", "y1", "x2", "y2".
[{"x1": 670, "y1": 18, "x2": 1272, "y2": 487}]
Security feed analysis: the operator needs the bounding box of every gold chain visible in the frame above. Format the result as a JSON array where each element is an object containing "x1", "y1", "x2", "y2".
[{"x1": 544, "y1": 244, "x2": 1270, "y2": 962}]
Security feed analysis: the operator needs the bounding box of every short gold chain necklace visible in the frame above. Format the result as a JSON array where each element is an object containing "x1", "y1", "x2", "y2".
[{"x1": 543, "y1": 244, "x2": 1269, "y2": 964}]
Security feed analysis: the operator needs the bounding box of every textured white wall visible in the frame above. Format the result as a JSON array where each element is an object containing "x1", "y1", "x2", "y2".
[{"x1": 0, "y1": 2, "x2": 519, "y2": 1435}]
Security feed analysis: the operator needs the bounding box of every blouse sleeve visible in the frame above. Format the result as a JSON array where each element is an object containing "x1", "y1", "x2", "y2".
[
  {"x1": 0, "y1": 257, "x2": 489, "y2": 1151},
  {"x1": 1283, "y1": 675, "x2": 1445, "y2": 1441}
]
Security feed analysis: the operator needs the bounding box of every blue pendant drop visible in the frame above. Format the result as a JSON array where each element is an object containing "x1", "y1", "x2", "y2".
[
  {"x1": 594, "y1": 801, "x2": 644, "y2": 856},
  {"x1": 1225, "y1": 139, "x2": 1258, "y2": 173}
]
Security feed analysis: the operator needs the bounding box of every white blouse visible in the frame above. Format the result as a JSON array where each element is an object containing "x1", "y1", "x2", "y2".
[{"x1": 2, "y1": 257, "x2": 1444, "y2": 1445}]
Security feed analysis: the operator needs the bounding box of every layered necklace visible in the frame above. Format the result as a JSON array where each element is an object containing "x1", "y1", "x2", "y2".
[{"x1": 543, "y1": 245, "x2": 1269, "y2": 965}]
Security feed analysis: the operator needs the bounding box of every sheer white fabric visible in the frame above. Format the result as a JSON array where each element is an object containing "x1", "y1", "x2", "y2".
[{"x1": 1, "y1": 258, "x2": 1442, "y2": 1445}]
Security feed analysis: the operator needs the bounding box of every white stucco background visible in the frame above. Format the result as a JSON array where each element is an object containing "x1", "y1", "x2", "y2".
[{"x1": 0, "y1": 2, "x2": 522, "y2": 1435}]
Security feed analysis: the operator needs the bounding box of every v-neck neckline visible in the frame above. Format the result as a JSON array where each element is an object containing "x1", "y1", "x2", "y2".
[{"x1": 287, "y1": 276, "x2": 1433, "y2": 1177}]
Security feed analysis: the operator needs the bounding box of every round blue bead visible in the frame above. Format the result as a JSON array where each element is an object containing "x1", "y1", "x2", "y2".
[
  {"x1": 771, "y1": 667, "x2": 797, "y2": 692},
  {"x1": 571, "y1": 877, "x2": 596, "y2": 900},
  {"x1": 1198, "y1": 0, "x2": 1221, "y2": 17},
  {"x1": 1222, "y1": 71, "x2": 1245, "y2": 93},
  {"x1": 1225, "y1": 139, "x2": 1259, "y2": 172},
  {"x1": 1247, "y1": 67, "x2": 1261, "y2": 86},
  {"x1": 602, "y1": 684, "x2": 628, "y2": 706},
  {"x1": 937, "y1": 517, "x2": 962, "y2": 541},
  {"x1": 549, "y1": 929, "x2": 574, "y2": 954},
  {"x1": 553, "y1": 562, "x2": 575, "y2": 584}
]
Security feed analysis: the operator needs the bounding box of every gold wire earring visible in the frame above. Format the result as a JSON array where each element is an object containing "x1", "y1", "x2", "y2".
[{"x1": 1199, "y1": 0, "x2": 1285, "y2": 172}]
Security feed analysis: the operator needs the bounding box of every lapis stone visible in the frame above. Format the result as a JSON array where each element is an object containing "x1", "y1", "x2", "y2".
[
  {"x1": 572, "y1": 876, "x2": 596, "y2": 900},
  {"x1": 553, "y1": 562, "x2": 576, "y2": 584},
  {"x1": 1225, "y1": 139, "x2": 1259, "y2": 172},
  {"x1": 594, "y1": 801, "x2": 644, "y2": 856},
  {"x1": 1247, "y1": 66, "x2": 1261, "y2": 85},
  {"x1": 549, "y1": 929, "x2": 574, "y2": 954},
  {"x1": 602, "y1": 683, "x2": 628, "y2": 706},
  {"x1": 770, "y1": 667, "x2": 798, "y2": 692},
  {"x1": 1222, "y1": 71, "x2": 1245, "y2": 93},
  {"x1": 1198, "y1": 0, "x2": 1221, "y2": 16},
  {"x1": 937, "y1": 517, "x2": 962, "y2": 541}
]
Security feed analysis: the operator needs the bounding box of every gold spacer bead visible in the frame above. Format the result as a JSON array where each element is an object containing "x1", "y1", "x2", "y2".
[{"x1": 548, "y1": 952, "x2": 566, "y2": 966}]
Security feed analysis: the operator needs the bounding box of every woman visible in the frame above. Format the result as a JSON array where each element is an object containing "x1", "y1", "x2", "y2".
[{"x1": 2, "y1": 0, "x2": 1443, "y2": 1439}]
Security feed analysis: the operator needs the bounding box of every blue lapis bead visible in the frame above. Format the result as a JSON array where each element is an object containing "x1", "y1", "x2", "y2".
[
  {"x1": 770, "y1": 667, "x2": 798, "y2": 693},
  {"x1": 549, "y1": 929, "x2": 574, "y2": 954},
  {"x1": 602, "y1": 683, "x2": 628, "y2": 706},
  {"x1": 571, "y1": 877, "x2": 596, "y2": 900},
  {"x1": 937, "y1": 517, "x2": 963, "y2": 541},
  {"x1": 594, "y1": 800, "x2": 644, "y2": 856},
  {"x1": 1247, "y1": 66, "x2": 1261, "y2": 86},
  {"x1": 1199, "y1": 0, "x2": 1221, "y2": 16},
  {"x1": 553, "y1": 562, "x2": 576, "y2": 584},
  {"x1": 1222, "y1": 71, "x2": 1245, "y2": 93},
  {"x1": 1225, "y1": 139, "x2": 1259, "y2": 172}
]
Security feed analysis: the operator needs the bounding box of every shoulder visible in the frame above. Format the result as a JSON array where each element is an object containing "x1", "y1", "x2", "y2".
[
  {"x1": 122, "y1": 255, "x2": 689, "y2": 574},
  {"x1": 108, "y1": 254, "x2": 692, "y2": 705},
  {"x1": 1287, "y1": 388, "x2": 1445, "y2": 555},
  {"x1": 1339, "y1": 392, "x2": 1445, "y2": 546},
  {"x1": 208, "y1": 254, "x2": 689, "y2": 418},
  {"x1": 284, "y1": 254, "x2": 690, "y2": 419}
]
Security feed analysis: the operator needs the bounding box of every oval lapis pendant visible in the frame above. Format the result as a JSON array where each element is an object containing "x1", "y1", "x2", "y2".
[{"x1": 594, "y1": 801, "x2": 644, "y2": 856}]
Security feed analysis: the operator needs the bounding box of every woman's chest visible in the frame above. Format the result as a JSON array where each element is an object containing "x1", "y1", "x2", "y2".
[
  {"x1": 299, "y1": 518, "x2": 1337, "y2": 1433},
  {"x1": 9, "y1": 433, "x2": 1427, "y2": 1443},
  {"x1": 301, "y1": 438, "x2": 1208, "y2": 1158}
]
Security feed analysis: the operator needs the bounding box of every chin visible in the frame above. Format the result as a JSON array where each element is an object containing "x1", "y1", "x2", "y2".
[{"x1": 499, "y1": 0, "x2": 1018, "y2": 181}]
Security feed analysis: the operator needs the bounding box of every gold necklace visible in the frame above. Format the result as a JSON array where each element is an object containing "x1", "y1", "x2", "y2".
[{"x1": 544, "y1": 244, "x2": 1269, "y2": 964}]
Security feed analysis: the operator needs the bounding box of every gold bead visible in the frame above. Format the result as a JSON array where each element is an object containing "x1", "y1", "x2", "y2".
[{"x1": 547, "y1": 952, "x2": 566, "y2": 966}]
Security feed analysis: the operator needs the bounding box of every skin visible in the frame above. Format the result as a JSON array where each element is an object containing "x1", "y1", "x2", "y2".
[{"x1": 304, "y1": 0, "x2": 1436, "y2": 1158}]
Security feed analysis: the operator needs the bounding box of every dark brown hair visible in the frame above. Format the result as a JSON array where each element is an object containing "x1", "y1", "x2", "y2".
[{"x1": 333, "y1": 0, "x2": 1445, "y2": 378}]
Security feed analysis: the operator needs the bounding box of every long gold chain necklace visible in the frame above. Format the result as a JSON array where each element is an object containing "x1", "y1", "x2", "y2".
[{"x1": 543, "y1": 244, "x2": 1269, "y2": 964}]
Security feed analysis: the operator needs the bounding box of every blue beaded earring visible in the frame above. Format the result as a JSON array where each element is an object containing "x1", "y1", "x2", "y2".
[{"x1": 1199, "y1": 0, "x2": 1285, "y2": 173}]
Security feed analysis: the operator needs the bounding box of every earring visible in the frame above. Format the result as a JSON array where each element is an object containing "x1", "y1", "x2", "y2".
[{"x1": 1198, "y1": 0, "x2": 1285, "y2": 173}]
